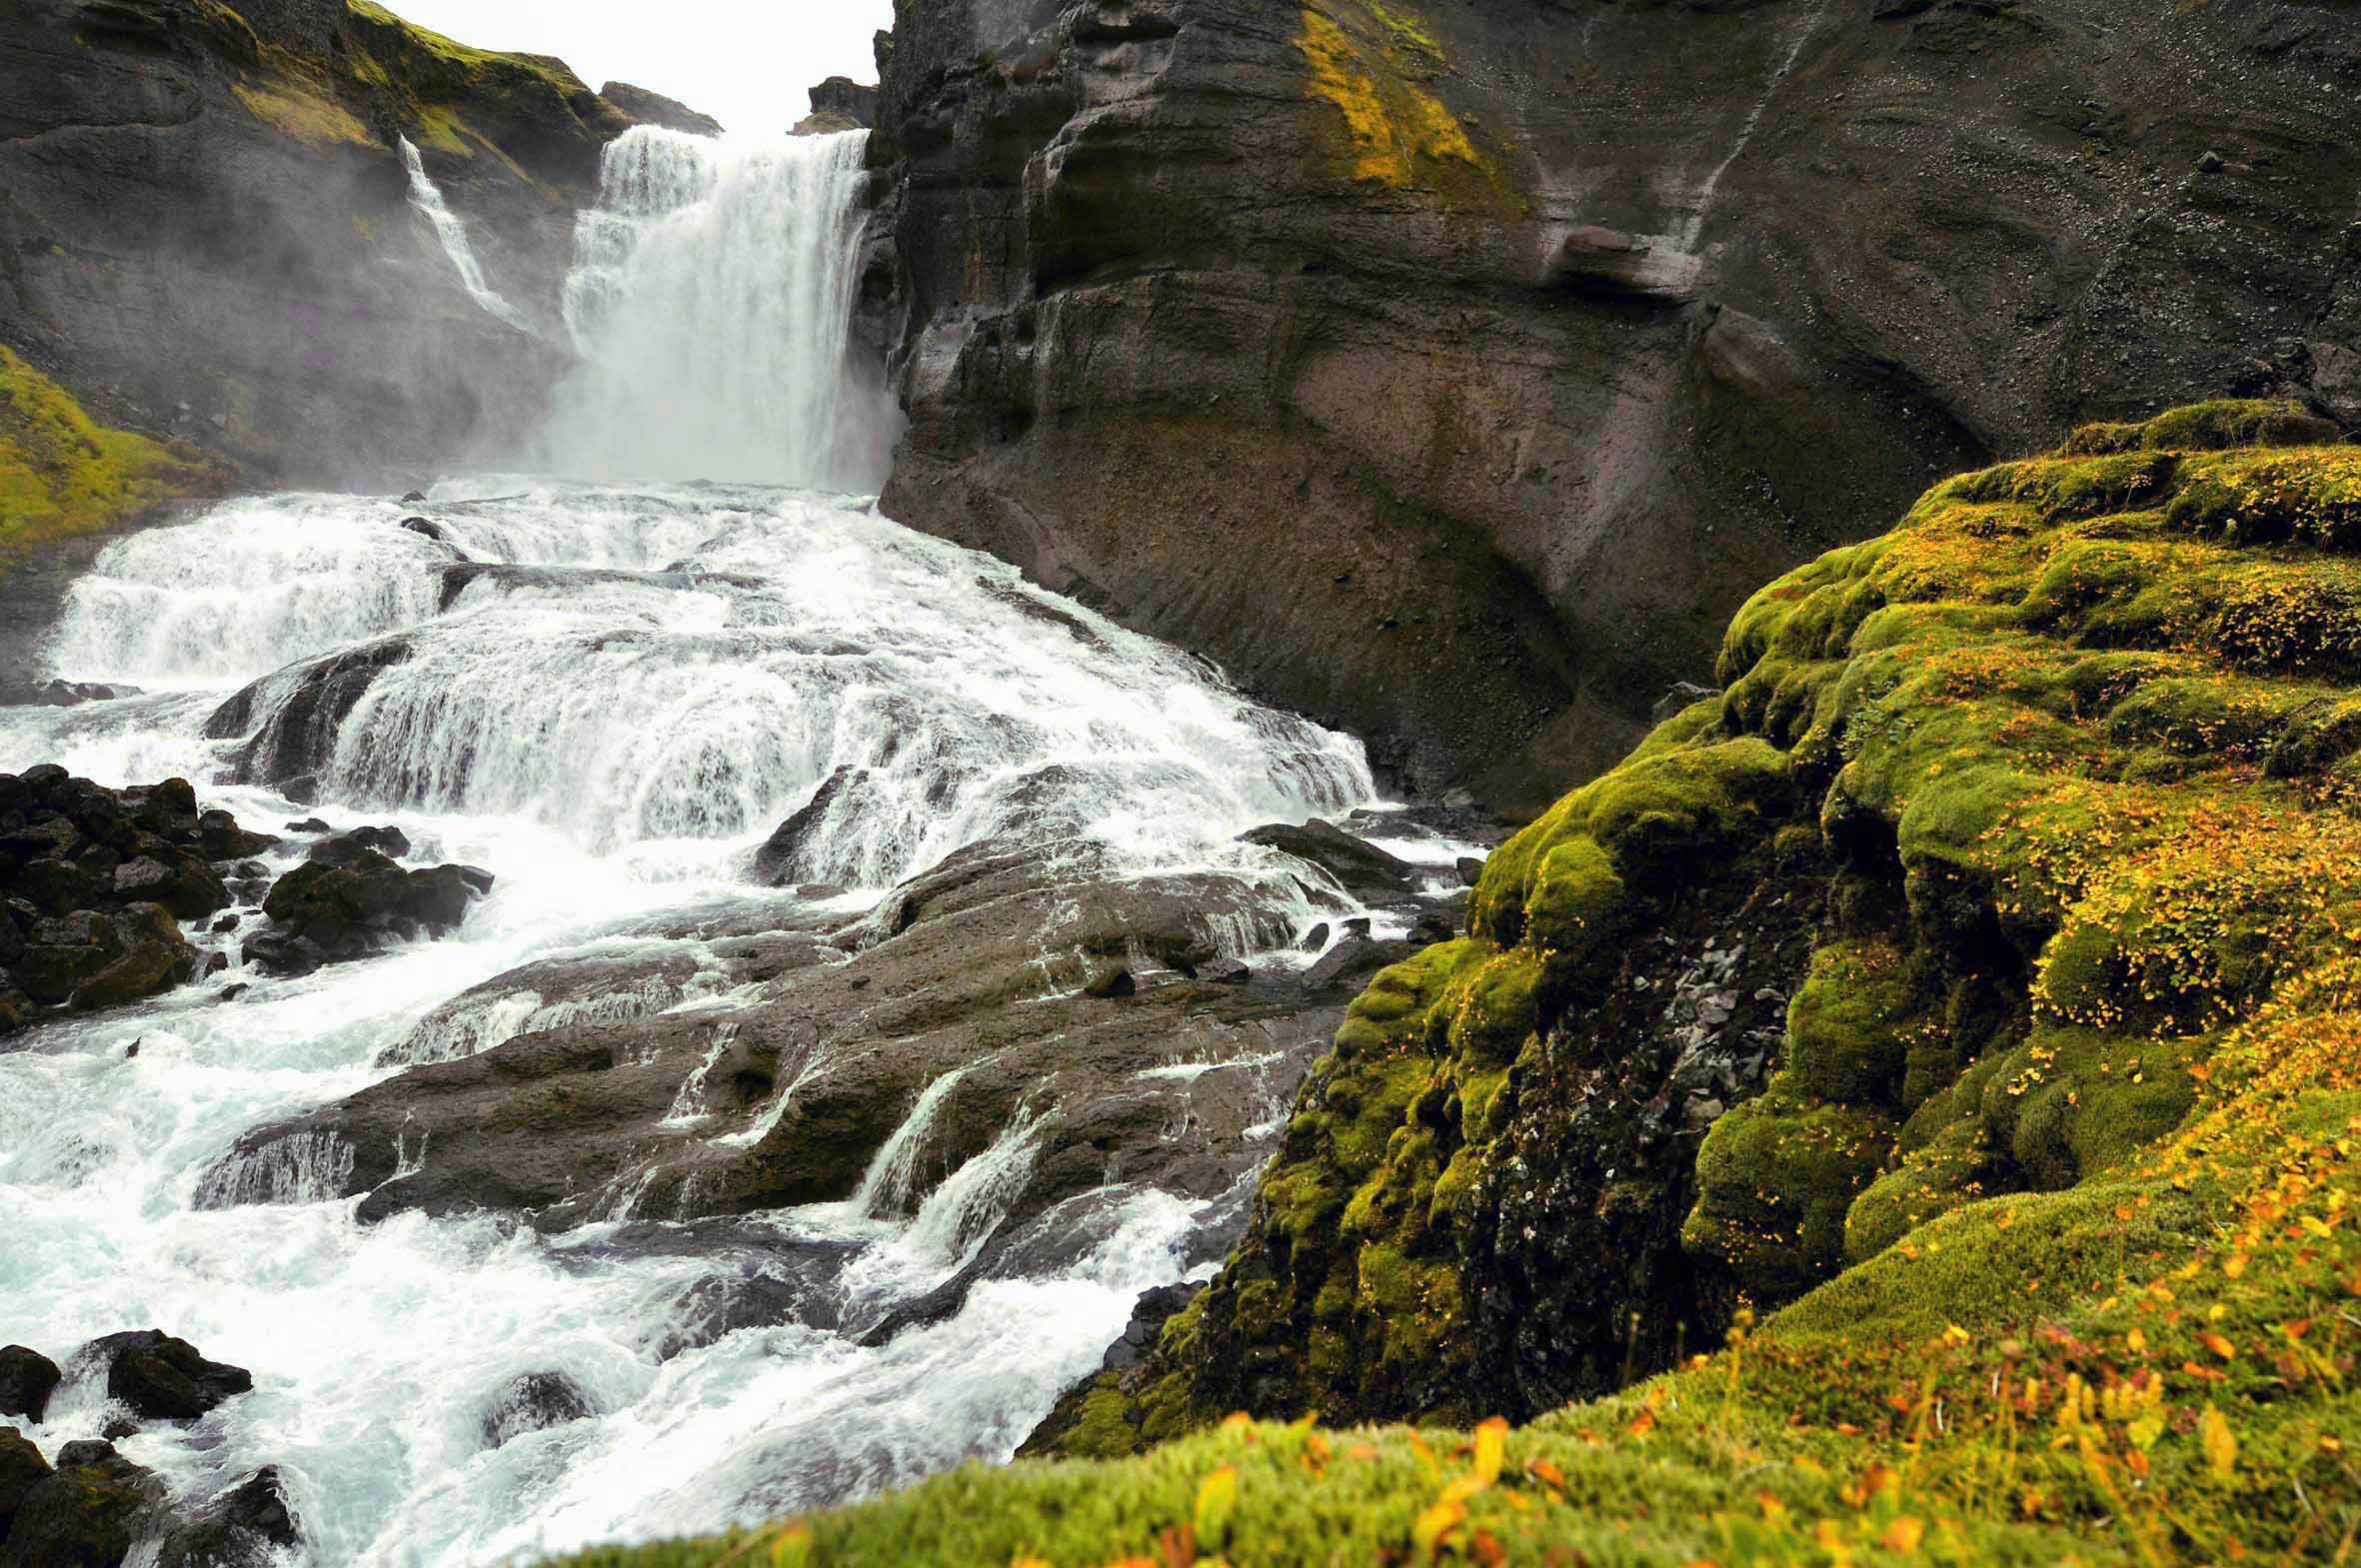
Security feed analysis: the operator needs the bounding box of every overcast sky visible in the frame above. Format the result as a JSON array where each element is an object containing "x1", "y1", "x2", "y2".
[{"x1": 391, "y1": 0, "x2": 894, "y2": 137}]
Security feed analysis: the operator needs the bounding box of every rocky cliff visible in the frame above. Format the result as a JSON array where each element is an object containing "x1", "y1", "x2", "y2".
[
  {"x1": 0, "y1": 0, "x2": 674, "y2": 496},
  {"x1": 859, "y1": 0, "x2": 2360, "y2": 809},
  {"x1": 572, "y1": 400, "x2": 2361, "y2": 1568}
]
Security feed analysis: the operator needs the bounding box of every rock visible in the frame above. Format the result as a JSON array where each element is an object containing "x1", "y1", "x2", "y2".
[
  {"x1": 481, "y1": 1372, "x2": 596, "y2": 1448},
  {"x1": 1340, "y1": 916, "x2": 1371, "y2": 939},
  {"x1": 1240, "y1": 820, "x2": 1418, "y2": 899},
  {"x1": 211, "y1": 913, "x2": 239, "y2": 933},
  {"x1": 153, "y1": 1467, "x2": 301, "y2": 1568},
  {"x1": 751, "y1": 768, "x2": 885, "y2": 886},
  {"x1": 397, "y1": 517, "x2": 450, "y2": 544},
  {"x1": 1300, "y1": 936, "x2": 1417, "y2": 994},
  {"x1": 862, "y1": 0, "x2": 2359, "y2": 822},
  {"x1": 1650, "y1": 682, "x2": 1725, "y2": 727},
  {"x1": 86, "y1": 1331, "x2": 252, "y2": 1421},
  {"x1": 1408, "y1": 912, "x2": 1455, "y2": 944},
  {"x1": 1454, "y1": 857, "x2": 1486, "y2": 887},
  {"x1": 2196, "y1": 149, "x2": 2226, "y2": 173},
  {"x1": 1198, "y1": 958, "x2": 1251, "y2": 984},
  {"x1": 203, "y1": 841, "x2": 1345, "y2": 1238},
  {"x1": 399, "y1": 492, "x2": 429, "y2": 505},
  {"x1": 251, "y1": 838, "x2": 488, "y2": 973},
  {"x1": 0, "y1": 1428, "x2": 50, "y2": 1541},
  {"x1": 282, "y1": 820, "x2": 330, "y2": 834},
  {"x1": 0, "y1": 1348, "x2": 60, "y2": 1423},
  {"x1": 603, "y1": 80, "x2": 726, "y2": 138},
  {"x1": 0, "y1": 682, "x2": 135, "y2": 710},
  {"x1": 1083, "y1": 966, "x2": 1136, "y2": 999},
  {"x1": 1296, "y1": 923, "x2": 1329, "y2": 952},
  {"x1": 0, "y1": 1439, "x2": 162, "y2": 1568}
]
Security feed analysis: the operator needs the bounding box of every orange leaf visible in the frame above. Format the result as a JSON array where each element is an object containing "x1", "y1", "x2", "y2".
[
  {"x1": 2200, "y1": 1332, "x2": 2236, "y2": 1360},
  {"x1": 1624, "y1": 1408, "x2": 1657, "y2": 1438},
  {"x1": 1881, "y1": 1515, "x2": 1926, "y2": 1553}
]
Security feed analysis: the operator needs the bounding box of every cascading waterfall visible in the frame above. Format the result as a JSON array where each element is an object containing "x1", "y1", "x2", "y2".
[
  {"x1": 400, "y1": 137, "x2": 540, "y2": 338},
  {"x1": 0, "y1": 118, "x2": 1391, "y2": 1568},
  {"x1": 538, "y1": 128, "x2": 891, "y2": 487}
]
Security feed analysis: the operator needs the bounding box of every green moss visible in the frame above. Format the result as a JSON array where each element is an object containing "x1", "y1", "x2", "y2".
[
  {"x1": 1684, "y1": 1084, "x2": 1898, "y2": 1302},
  {"x1": 551, "y1": 405, "x2": 2361, "y2": 1568},
  {"x1": 0, "y1": 346, "x2": 220, "y2": 567}
]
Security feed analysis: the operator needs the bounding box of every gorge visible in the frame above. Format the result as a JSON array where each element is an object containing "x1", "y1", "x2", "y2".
[{"x1": 2, "y1": 1, "x2": 2357, "y2": 1566}]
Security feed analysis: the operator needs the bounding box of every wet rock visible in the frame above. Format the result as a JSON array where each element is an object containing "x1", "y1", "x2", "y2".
[
  {"x1": 1083, "y1": 966, "x2": 1136, "y2": 999},
  {"x1": 251, "y1": 838, "x2": 489, "y2": 974},
  {"x1": 208, "y1": 637, "x2": 415, "y2": 790},
  {"x1": 0, "y1": 1428, "x2": 50, "y2": 1541},
  {"x1": 1455, "y1": 856, "x2": 1486, "y2": 887},
  {"x1": 153, "y1": 1467, "x2": 301, "y2": 1568},
  {"x1": 750, "y1": 767, "x2": 886, "y2": 886},
  {"x1": 1101, "y1": 1281, "x2": 1203, "y2": 1373},
  {"x1": 1199, "y1": 958, "x2": 1251, "y2": 985},
  {"x1": 481, "y1": 1372, "x2": 596, "y2": 1448},
  {"x1": 0, "y1": 1439, "x2": 163, "y2": 1568},
  {"x1": 212, "y1": 839, "x2": 1344, "y2": 1243},
  {"x1": 1300, "y1": 936, "x2": 1416, "y2": 994},
  {"x1": 0, "y1": 682, "x2": 136, "y2": 710},
  {"x1": 85, "y1": 1330, "x2": 252, "y2": 1421},
  {"x1": 397, "y1": 516, "x2": 451, "y2": 543},
  {"x1": 0, "y1": 1348, "x2": 60, "y2": 1423},
  {"x1": 1296, "y1": 922, "x2": 1329, "y2": 952},
  {"x1": 1240, "y1": 819, "x2": 1418, "y2": 899},
  {"x1": 282, "y1": 819, "x2": 330, "y2": 834}
]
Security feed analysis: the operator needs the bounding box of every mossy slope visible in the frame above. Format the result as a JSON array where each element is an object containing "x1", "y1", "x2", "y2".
[
  {"x1": 0, "y1": 347, "x2": 223, "y2": 570},
  {"x1": 553, "y1": 403, "x2": 2361, "y2": 1564}
]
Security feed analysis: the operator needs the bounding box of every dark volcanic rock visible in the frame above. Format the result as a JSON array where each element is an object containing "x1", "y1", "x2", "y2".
[
  {"x1": 481, "y1": 1372, "x2": 596, "y2": 1448},
  {"x1": 602, "y1": 80, "x2": 725, "y2": 138},
  {"x1": 793, "y1": 76, "x2": 879, "y2": 135},
  {"x1": 153, "y1": 1468, "x2": 303, "y2": 1568},
  {"x1": 203, "y1": 839, "x2": 1346, "y2": 1239},
  {"x1": 1241, "y1": 819, "x2": 1418, "y2": 899},
  {"x1": 87, "y1": 1331, "x2": 253, "y2": 1422},
  {"x1": 0, "y1": 1439, "x2": 163, "y2": 1568},
  {"x1": 0, "y1": 1349, "x2": 60, "y2": 1425},
  {"x1": 0, "y1": 1429, "x2": 49, "y2": 1540},
  {"x1": 246, "y1": 833, "x2": 490, "y2": 975},
  {"x1": 864, "y1": 0, "x2": 2358, "y2": 811},
  {"x1": 0, "y1": 775, "x2": 274, "y2": 1034}
]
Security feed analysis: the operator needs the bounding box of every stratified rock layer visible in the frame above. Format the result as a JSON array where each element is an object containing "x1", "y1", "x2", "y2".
[{"x1": 863, "y1": 0, "x2": 2359, "y2": 807}]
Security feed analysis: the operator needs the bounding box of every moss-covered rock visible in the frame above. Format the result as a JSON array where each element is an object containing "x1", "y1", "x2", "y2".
[
  {"x1": 0, "y1": 348, "x2": 222, "y2": 570},
  {"x1": 553, "y1": 405, "x2": 2361, "y2": 1565}
]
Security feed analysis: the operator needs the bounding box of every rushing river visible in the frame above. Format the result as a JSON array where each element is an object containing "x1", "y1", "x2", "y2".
[{"x1": 0, "y1": 130, "x2": 1389, "y2": 1566}]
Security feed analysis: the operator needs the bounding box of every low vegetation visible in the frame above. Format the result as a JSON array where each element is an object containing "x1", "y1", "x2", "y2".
[
  {"x1": 0, "y1": 348, "x2": 221, "y2": 569},
  {"x1": 552, "y1": 403, "x2": 2358, "y2": 1561}
]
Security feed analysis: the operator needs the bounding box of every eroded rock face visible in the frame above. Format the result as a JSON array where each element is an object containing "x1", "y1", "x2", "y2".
[
  {"x1": 152, "y1": 1467, "x2": 303, "y2": 1568},
  {"x1": 200, "y1": 839, "x2": 1350, "y2": 1250},
  {"x1": 862, "y1": 0, "x2": 2358, "y2": 810}
]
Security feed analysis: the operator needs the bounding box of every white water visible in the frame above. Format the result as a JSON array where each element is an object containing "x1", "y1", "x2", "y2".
[
  {"x1": 0, "y1": 112, "x2": 1376, "y2": 1567},
  {"x1": 401, "y1": 138, "x2": 541, "y2": 338},
  {"x1": 0, "y1": 480, "x2": 1369, "y2": 1566},
  {"x1": 540, "y1": 128, "x2": 890, "y2": 487}
]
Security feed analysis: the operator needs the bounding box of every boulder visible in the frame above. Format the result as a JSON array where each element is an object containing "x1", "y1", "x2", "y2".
[
  {"x1": 86, "y1": 1331, "x2": 252, "y2": 1421},
  {"x1": 153, "y1": 1468, "x2": 301, "y2": 1568},
  {"x1": 1240, "y1": 820, "x2": 1418, "y2": 899},
  {"x1": 1300, "y1": 936, "x2": 1417, "y2": 994},
  {"x1": 481, "y1": 1372, "x2": 596, "y2": 1448},
  {"x1": 0, "y1": 1429, "x2": 49, "y2": 1539},
  {"x1": 0, "y1": 1348, "x2": 60, "y2": 1423},
  {"x1": 0, "y1": 1440, "x2": 162, "y2": 1568},
  {"x1": 251, "y1": 837, "x2": 487, "y2": 974}
]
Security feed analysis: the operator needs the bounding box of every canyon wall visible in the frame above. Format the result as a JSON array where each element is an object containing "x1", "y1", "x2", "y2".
[{"x1": 860, "y1": 0, "x2": 2361, "y2": 806}]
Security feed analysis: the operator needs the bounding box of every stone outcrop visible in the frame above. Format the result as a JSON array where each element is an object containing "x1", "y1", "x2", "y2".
[
  {"x1": 793, "y1": 75, "x2": 880, "y2": 136},
  {"x1": 600, "y1": 80, "x2": 723, "y2": 137},
  {"x1": 859, "y1": 0, "x2": 2360, "y2": 810}
]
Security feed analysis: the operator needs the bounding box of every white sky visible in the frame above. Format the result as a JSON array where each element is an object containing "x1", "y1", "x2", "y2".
[{"x1": 390, "y1": 0, "x2": 894, "y2": 137}]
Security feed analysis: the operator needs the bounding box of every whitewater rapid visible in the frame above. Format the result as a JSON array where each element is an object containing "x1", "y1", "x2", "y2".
[{"x1": 0, "y1": 479, "x2": 1376, "y2": 1566}]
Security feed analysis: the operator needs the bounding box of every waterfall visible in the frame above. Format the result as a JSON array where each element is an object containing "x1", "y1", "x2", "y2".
[
  {"x1": 538, "y1": 128, "x2": 888, "y2": 488},
  {"x1": 400, "y1": 137, "x2": 540, "y2": 337}
]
